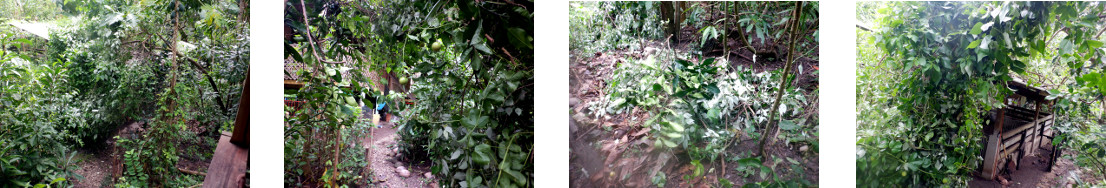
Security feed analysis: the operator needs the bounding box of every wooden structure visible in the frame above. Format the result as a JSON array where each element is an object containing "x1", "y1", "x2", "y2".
[
  {"x1": 283, "y1": 56, "x2": 411, "y2": 118},
  {"x1": 980, "y1": 80, "x2": 1060, "y2": 180},
  {"x1": 203, "y1": 71, "x2": 249, "y2": 187}
]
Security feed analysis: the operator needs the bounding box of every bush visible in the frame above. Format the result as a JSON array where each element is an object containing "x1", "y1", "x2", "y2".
[{"x1": 0, "y1": 32, "x2": 81, "y2": 187}]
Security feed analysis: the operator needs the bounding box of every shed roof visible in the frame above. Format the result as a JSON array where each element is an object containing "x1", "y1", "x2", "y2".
[
  {"x1": 7, "y1": 21, "x2": 51, "y2": 40},
  {"x1": 1007, "y1": 79, "x2": 1051, "y2": 102}
]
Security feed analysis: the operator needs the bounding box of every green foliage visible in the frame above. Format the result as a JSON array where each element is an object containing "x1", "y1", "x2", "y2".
[
  {"x1": 571, "y1": 2, "x2": 818, "y2": 186},
  {"x1": 592, "y1": 55, "x2": 812, "y2": 184},
  {"x1": 296, "y1": 0, "x2": 542, "y2": 187},
  {"x1": 594, "y1": 56, "x2": 669, "y2": 116},
  {"x1": 0, "y1": 30, "x2": 80, "y2": 187},
  {"x1": 0, "y1": 0, "x2": 247, "y2": 187},
  {"x1": 569, "y1": 2, "x2": 664, "y2": 57},
  {"x1": 857, "y1": 2, "x2": 1106, "y2": 186},
  {"x1": 651, "y1": 171, "x2": 667, "y2": 187},
  {"x1": 283, "y1": 0, "x2": 509, "y2": 186},
  {"x1": 699, "y1": 26, "x2": 720, "y2": 49},
  {"x1": 729, "y1": 156, "x2": 811, "y2": 188},
  {"x1": 0, "y1": 0, "x2": 63, "y2": 21},
  {"x1": 1055, "y1": 56, "x2": 1106, "y2": 182},
  {"x1": 682, "y1": 5, "x2": 705, "y2": 29}
]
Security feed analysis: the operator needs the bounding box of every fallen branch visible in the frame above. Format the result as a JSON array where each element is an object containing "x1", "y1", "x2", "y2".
[
  {"x1": 856, "y1": 24, "x2": 872, "y2": 32},
  {"x1": 179, "y1": 167, "x2": 207, "y2": 176}
]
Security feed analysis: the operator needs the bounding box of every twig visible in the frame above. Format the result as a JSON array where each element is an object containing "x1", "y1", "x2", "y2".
[
  {"x1": 179, "y1": 167, "x2": 207, "y2": 176},
  {"x1": 856, "y1": 24, "x2": 872, "y2": 32},
  {"x1": 299, "y1": 0, "x2": 347, "y2": 65}
]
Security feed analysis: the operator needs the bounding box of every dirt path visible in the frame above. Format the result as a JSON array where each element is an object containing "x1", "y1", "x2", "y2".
[
  {"x1": 365, "y1": 123, "x2": 436, "y2": 188},
  {"x1": 72, "y1": 122, "x2": 142, "y2": 187},
  {"x1": 73, "y1": 147, "x2": 115, "y2": 188},
  {"x1": 969, "y1": 148, "x2": 1100, "y2": 188},
  {"x1": 71, "y1": 121, "x2": 213, "y2": 187}
]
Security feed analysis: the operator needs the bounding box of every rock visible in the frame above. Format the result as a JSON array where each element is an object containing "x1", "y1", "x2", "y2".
[
  {"x1": 396, "y1": 166, "x2": 411, "y2": 177},
  {"x1": 569, "y1": 98, "x2": 580, "y2": 107},
  {"x1": 425, "y1": 172, "x2": 434, "y2": 179},
  {"x1": 799, "y1": 145, "x2": 809, "y2": 152},
  {"x1": 572, "y1": 113, "x2": 593, "y2": 127},
  {"x1": 430, "y1": 182, "x2": 440, "y2": 188},
  {"x1": 393, "y1": 148, "x2": 399, "y2": 153},
  {"x1": 395, "y1": 161, "x2": 405, "y2": 167}
]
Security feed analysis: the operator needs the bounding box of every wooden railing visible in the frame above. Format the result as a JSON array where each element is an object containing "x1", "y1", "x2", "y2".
[{"x1": 981, "y1": 105, "x2": 1056, "y2": 180}]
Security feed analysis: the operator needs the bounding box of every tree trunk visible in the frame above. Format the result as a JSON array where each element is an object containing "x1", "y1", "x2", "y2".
[
  {"x1": 660, "y1": 2, "x2": 681, "y2": 44},
  {"x1": 758, "y1": 1, "x2": 803, "y2": 157}
]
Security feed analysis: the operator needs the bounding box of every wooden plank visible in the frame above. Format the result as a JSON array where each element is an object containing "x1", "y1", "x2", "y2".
[
  {"x1": 1002, "y1": 133, "x2": 1023, "y2": 150},
  {"x1": 203, "y1": 133, "x2": 249, "y2": 188},
  {"x1": 1002, "y1": 116, "x2": 1051, "y2": 140},
  {"x1": 982, "y1": 132, "x2": 1001, "y2": 180},
  {"x1": 231, "y1": 71, "x2": 249, "y2": 146},
  {"x1": 284, "y1": 80, "x2": 304, "y2": 89},
  {"x1": 1002, "y1": 122, "x2": 1036, "y2": 140}
]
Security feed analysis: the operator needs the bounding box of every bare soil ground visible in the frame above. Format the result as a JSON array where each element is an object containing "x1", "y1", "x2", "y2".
[
  {"x1": 969, "y1": 145, "x2": 1100, "y2": 187},
  {"x1": 364, "y1": 123, "x2": 437, "y2": 188},
  {"x1": 72, "y1": 121, "x2": 214, "y2": 187},
  {"x1": 569, "y1": 24, "x2": 818, "y2": 187}
]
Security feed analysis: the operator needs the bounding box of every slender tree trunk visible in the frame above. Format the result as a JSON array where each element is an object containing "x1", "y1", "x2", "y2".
[
  {"x1": 758, "y1": 1, "x2": 803, "y2": 157},
  {"x1": 660, "y1": 2, "x2": 681, "y2": 44},
  {"x1": 723, "y1": 2, "x2": 729, "y2": 60}
]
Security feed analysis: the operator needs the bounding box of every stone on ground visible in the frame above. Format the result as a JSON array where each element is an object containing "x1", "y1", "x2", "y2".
[{"x1": 396, "y1": 166, "x2": 411, "y2": 177}]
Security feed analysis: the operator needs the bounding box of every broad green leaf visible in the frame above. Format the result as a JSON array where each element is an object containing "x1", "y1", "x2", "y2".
[
  {"x1": 970, "y1": 22, "x2": 983, "y2": 35},
  {"x1": 1087, "y1": 40, "x2": 1104, "y2": 49},
  {"x1": 967, "y1": 39, "x2": 981, "y2": 49},
  {"x1": 779, "y1": 119, "x2": 800, "y2": 131},
  {"x1": 472, "y1": 143, "x2": 493, "y2": 166},
  {"x1": 665, "y1": 132, "x2": 682, "y2": 138},
  {"x1": 667, "y1": 121, "x2": 684, "y2": 132},
  {"x1": 462, "y1": 115, "x2": 490, "y2": 128},
  {"x1": 662, "y1": 139, "x2": 677, "y2": 147}
]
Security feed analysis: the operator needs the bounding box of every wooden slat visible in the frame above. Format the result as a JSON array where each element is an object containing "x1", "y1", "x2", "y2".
[
  {"x1": 231, "y1": 71, "x2": 249, "y2": 146},
  {"x1": 284, "y1": 80, "x2": 304, "y2": 89},
  {"x1": 203, "y1": 133, "x2": 249, "y2": 188},
  {"x1": 1002, "y1": 122, "x2": 1036, "y2": 140},
  {"x1": 982, "y1": 132, "x2": 1002, "y2": 180},
  {"x1": 1002, "y1": 117, "x2": 1050, "y2": 140}
]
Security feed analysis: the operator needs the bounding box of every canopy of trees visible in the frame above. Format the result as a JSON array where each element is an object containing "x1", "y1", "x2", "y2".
[
  {"x1": 857, "y1": 2, "x2": 1106, "y2": 186},
  {"x1": 284, "y1": 0, "x2": 533, "y2": 187}
]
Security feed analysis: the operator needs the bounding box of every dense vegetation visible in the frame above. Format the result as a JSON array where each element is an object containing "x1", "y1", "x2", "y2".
[
  {"x1": 284, "y1": 0, "x2": 533, "y2": 187},
  {"x1": 569, "y1": 2, "x2": 818, "y2": 187},
  {"x1": 0, "y1": 0, "x2": 248, "y2": 187},
  {"x1": 857, "y1": 2, "x2": 1106, "y2": 186}
]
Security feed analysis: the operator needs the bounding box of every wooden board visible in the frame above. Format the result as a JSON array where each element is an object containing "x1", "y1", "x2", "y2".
[
  {"x1": 203, "y1": 133, "x2": 249, "y2": 188},
  {"x1": 231, "y1": 72, "x2": 249, "y2": 146}
]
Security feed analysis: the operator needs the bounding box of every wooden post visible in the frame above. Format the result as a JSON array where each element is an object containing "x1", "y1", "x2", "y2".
[
  {"x1": 982, "y1": 108, "x2": 1005, "y2": 180},
  {"x1": 1017, "y1": 125, "x2": 1027, "y2": 170},
  {"x1": 230, "y1": 71, "x2": 249, "y2": 147},
  {"x1": 1026, "y1": 101, "x2": 1035, "y2": 153}
]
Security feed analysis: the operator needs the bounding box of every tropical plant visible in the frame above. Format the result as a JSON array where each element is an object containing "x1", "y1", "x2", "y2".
[{"x1": 857, "y1": 2, "x2": 1106, "y2": 186}]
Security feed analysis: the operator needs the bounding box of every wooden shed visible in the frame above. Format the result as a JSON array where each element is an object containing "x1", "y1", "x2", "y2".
[
  {"x1": 980, "y1": 80, "x2": 1060, "y2": 180},
  {"x1": 283, "y1": 55, "x2": 410, "y2": 117}
]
